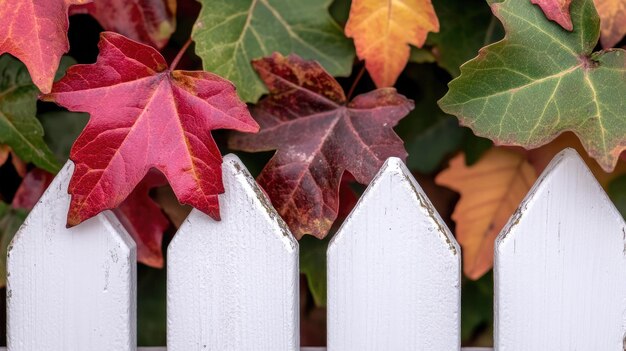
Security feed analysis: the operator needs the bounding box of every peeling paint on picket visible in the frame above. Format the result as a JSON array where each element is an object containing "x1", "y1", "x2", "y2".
[
  {"x1": 7, "y1": 161, "x2": 136, "y2": 351},
  {"x1": 327, "y1": 157, "x2": 461, "y2": 350},
  {"x1": 6, "y1": 149, "x2": 626, "y2": 350},
  {"x1": 495, "y1": 149, "x2": 626, "y2": 350},
  {"x1": 167, "y1": 154, "x2": 299, "y2": 351}
]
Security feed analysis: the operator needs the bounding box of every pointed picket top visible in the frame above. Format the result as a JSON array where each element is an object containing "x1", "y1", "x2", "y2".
[
  {"x1": 327, "y1": 157, "x2": 461, "y2": 351},
  {"x1": 495, "y1": 148, "x2": 626, "y2": 350},
  {"x1": 167, "y1": 154, "x2": 299, "y2": 351},
  {"x1": 7, "y1": 161, "x2": 136, "y2": 351}
]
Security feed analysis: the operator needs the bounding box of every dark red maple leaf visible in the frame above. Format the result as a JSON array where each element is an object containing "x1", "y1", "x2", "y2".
[
  {"x1": 12, "y1": 169, "x2": 55, "y2": 210},
  {"x1": 229, "y1": 53, "x2": 413, "y2": 239},
  {"x1": 70, "y1": 0, "x2": 176, "y2": 49},
  {"x1": 42, "y1": 32, "x2": 259, "y2": 227},
  {"x1": 337, "y1": 173, "x2": 358, "y2": 220},
  {"x1": 0, "y1": 0, "x2": 89, "y2": 93}
]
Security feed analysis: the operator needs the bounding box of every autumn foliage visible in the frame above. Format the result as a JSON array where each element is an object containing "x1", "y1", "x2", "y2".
[
  {"x1": 230, "y1": 53, "x2": 413, "y2": 238},
  {"x1": 42, "y1": 32, "x2": 258, "y2": 226},
  {"x1": 0, "y1": 0, "x2": 625, "y2": 346}
]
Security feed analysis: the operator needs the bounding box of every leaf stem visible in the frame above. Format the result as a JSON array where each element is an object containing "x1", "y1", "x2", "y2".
[
  {"x1": 347, "y1": 64, "x2": 366, "y2": 100},
  {"x1": 170, "y1": 38, "x2": 193, "y2": 71}
]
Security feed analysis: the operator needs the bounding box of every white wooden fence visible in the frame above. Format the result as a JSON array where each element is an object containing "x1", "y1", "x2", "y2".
[{"x1": 5, "y1": 148, "x2": 626, "y2": 350}]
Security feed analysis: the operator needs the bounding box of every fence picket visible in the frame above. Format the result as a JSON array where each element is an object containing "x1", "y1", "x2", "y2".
[
  {"x1": 6, "y1": 161, "x2": 137, "y2": 351},
  {"x1": 495, "y1": 148, "x2": 626, "y2": 350},
  {"x1": 167, "y1": 154, "x2": 299, "y2": 351},
  {"x1": 327, "y1": 157, "x2": 461, "y2": 350},
  {"x1": 10, "y1": 148, "x2": 626, "y2": 350}
]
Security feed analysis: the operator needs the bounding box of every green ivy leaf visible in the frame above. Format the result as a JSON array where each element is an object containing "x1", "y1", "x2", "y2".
[
  {"x1": 0, "y1": 202, "x2": 27, "y2": 287},
  {"x1": 192, "y1": 0, "x2": 355, "y2": 102},
  {"x1": 0, "y1": 55, "x2": 59, "y2": 173},
  {"x1": 428, "y1": 0, "x2": 503, "y2": 77},
  {"x1": 439, "y1": 0, "x2": 626, "y2": 172}
]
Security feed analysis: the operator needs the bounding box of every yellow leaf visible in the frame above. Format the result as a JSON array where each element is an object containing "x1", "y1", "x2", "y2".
[
  {"x1": 436, "y1": 148, "x2": 536, "y2": 280},
  {"x1": 594, "y1": 0, "x2": 626, "y2": 48},
  {"x1": 345, "y1": 0, "x2": 439, "y2": 87}
]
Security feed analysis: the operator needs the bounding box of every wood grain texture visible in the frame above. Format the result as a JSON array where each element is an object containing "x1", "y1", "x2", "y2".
[
  {"x1": 495, "y1": 148, "x2": 626, "y2": 350},
  {"x1": 327, "y1": 157, "x2": 461, "y2": 350},
  {"x1": 167, "y1": 154, "x2": 299, "y2": 351},
  {"x1": 6, "y1": 161, "x2": 137, "y2": 351}
]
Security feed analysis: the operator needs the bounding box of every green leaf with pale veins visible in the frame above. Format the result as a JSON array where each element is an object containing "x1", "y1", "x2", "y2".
[
  {"x1": 0, "y1": 55, "x2": 75, "y2": 173},
  {"x1": 192, "y1": 0, "x2": 355, "y2": 102},
  {"x1": 439, "y1": 0, "x2": 626, "y2": 172}
]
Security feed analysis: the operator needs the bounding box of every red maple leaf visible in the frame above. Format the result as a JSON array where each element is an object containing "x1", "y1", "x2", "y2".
[
  {"x1": 70, "y1": 0, "x2": 176, "y2": 49},
  {"x1": 530, "y1": 0, "x2": 573, "y2": 31},
  {"x1": 12, "y1": 167, "x2": 170, "y2": 267},
  {"x1": 0, "y1": 0, "x2": 90, "y2": 93},
  {"x1": 113, "y1": 170, "x2": 169, "y2": 268},
  {"x1": 42, "y1": 32, "x2": 259, "y2": 227},
  {"x1": 229, "y1": 53, "x2": 413, "y2": 239}
]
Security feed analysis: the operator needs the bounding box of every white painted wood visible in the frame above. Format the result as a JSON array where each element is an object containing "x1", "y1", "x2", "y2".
[
  {"x1": 495, "y1": 148, "x2": 626, "y2": 350},
  {"x1": 0, "y1": 348, "x2": 491, "y2": 350},
  {"x1": 6, "y1": 161, "x2": 136, "y2": 351},
  {"x1": 167, "y1": 154, "x2": 299, "y2": 351},
  {"x1": 327, "y1": 157, "x2": 461, "y2": 351}
]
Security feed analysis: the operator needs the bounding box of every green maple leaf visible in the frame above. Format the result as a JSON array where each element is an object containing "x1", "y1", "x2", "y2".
[
  {"x1": 439, "y1": 0, "x2": 626, "y2": 172},
  {"x1": 0, "y1": 55, "x2": 67, "y2": 173},
  {"x1": 192, "y1": 0, "x2": 354, "y2": 103}
]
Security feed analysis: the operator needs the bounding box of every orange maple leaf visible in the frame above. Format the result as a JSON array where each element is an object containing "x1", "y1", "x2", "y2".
[
  {"x1": 436, "y1": 148, "x2": 536, "y2": 280},
  {"x1": 345, "y1": 0, "x2": 439, "y2": 88}
]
